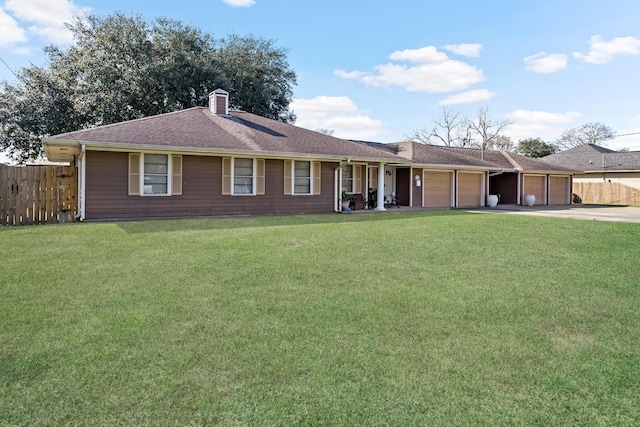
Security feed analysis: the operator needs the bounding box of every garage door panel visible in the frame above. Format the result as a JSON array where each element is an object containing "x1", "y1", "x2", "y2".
[
  {"x1": 424, "y1": 172, "x2": 452, "y2": 208},
  {"x1": 549, "y1": 176, "x2": 569, "y2": 205},
  {"x1": 523, "y1": 175, "x2": 545, "y2": 205},
  {"x1": 458, "y1": 173, "x2": 482, "y2": 207}
]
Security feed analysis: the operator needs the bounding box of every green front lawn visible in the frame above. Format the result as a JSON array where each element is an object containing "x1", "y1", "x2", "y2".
[{"x1": 2, "y1": 211, "x2": 639, "y2": 425}]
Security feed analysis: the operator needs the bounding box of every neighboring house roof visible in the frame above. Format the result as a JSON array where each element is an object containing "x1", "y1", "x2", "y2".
[
  {"x1": 44, "y1": 107, "x2": 406, "y2": 163},
  {"x1": 543, "y1": 144, "x2": 640, "y2": 172}
]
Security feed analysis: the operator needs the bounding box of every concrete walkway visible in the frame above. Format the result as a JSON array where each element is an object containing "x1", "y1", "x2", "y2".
[{"x1": 469, "y1": 204, "x2": 640, "y2": 223}]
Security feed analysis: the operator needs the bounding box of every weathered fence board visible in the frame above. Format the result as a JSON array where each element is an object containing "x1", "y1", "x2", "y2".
[{"x1": 0, "y1": 164, "x2": 77, "y2": 225}]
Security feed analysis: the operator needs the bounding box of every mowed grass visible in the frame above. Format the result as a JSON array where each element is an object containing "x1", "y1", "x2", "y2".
[{"x1": 1, "y1": 210, "x2": 639, "y2": 426}]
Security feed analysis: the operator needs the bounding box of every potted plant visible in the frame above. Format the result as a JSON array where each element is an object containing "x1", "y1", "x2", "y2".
[{"x1": 341, "y1": 191, "x2": 354, "y2": 211}]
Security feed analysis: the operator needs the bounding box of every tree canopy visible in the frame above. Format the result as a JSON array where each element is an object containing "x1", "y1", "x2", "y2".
[
  {"x1": 557, "y1": 122, "x2": 615, "y2": 150},
  {"x1": 516, "y1": 138, "x2": 558, "y2": 158},
  {"x1": 0, "y1": 12, "x2": 297, "y2": 162}
]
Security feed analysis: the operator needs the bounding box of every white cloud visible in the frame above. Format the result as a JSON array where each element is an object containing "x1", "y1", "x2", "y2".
[
  {"x1": 504, "y1": 110, "x2": 581, "y2": 141},
  {"x1": 524, "y1": 52, "x2": 568, "y2": 74},
  {"x1": 573, "y1": 35, "x2": 640, "y2": 64},
  {"x1": 0, "y1": 7, "x2": 27, "y2": 46},
  {"x1": 222, "y1": 0, "x2": 256, "y2": 7},
  {"x1": 337, "y1": 46, "x2": 483, "y2": 93},
  {"x1": 334, "y1": 69, "x2": 368, "y2": 79},
  {"x1": 4, "y1": 0, "x2": 90, "y2": 45},
  {"x1": 439, "y1": 89, "x2": 496, "y2": 105},
  {"x1": 389, "y1": 46, "x2": 449, "y2": 63},
  {"x1": 290, "y1": 96, "x2": 386, "y2": 140},
  {"x1": 443, "y1": 43, "x2": 483, "y2": 58}
]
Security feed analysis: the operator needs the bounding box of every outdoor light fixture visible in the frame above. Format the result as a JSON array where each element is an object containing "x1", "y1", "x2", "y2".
[{"x1": 415, "y1": 174, "x2": 421, "y2": 187}]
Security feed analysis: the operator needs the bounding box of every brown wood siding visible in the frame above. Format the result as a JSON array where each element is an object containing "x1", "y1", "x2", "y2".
[
  {"x1": 423, "y1": 171, "x2": 452, "y2": 208},
  {"x1": 549, "y1": 176, "x2": 569, "y2": 205},
  {"x1": 523, "y1": 175, "x2": 545, "y2": 205},
  {"x1": 457, "y1": 172, "x2": 482, "y2": 207},
  {"x1": 396, "y1": 168, "x2": 410, "y2": 206},
  {"x1": 85, "y1": 151, "x2": 337, "y2": 220}
]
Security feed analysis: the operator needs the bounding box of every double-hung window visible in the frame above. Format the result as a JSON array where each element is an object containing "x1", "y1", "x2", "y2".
[
  {"x1": 341, "y1": 164, "x2": 354, "y2": 193},
  {"x1": 293, "y1": 161, "x2": 312, "y2": 195},
  {"x1": 221, "y1": 157, "x2": 265, "y2": 196},
  {"x1": 284, "y1": 160, "x2": 321, "y2": 196},
  {"x1": 128, "y1": 153, "x2": 182, "y2": 196},
  {"x1": 143, "y1": 154, "x2": 169, "y2": 195},
  {"x1": 233, "y1": 158, "x2": 254, "y2": 195}
]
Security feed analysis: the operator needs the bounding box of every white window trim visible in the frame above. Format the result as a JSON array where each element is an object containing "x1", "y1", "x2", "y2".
[
  {"x1": 140, "y1": 152, "x2": 172, "y2": 197},
  {"x1": 232, "y1": 157, "x2": 257, "y2": 196},
  {"x1": 292, "y1": 160, "x2": 313, "y2": 195}
]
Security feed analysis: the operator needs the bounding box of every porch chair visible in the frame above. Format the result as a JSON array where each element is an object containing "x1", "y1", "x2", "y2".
[
  {"x1": 385, "y1": 192, "x2": 400, "y2": 208},
  {"x1": 351, "y1": 193, "x2": 366, "y2": 210}
]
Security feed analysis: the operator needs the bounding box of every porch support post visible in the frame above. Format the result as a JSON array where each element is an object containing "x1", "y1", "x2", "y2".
[{"x1": 375, "y1": 162, "x2": 386, "y2": 211}]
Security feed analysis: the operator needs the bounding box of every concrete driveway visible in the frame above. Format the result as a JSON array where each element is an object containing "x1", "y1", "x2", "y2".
[{"x1": 472, "y1": 204, "x2": 640, "y2": 223}]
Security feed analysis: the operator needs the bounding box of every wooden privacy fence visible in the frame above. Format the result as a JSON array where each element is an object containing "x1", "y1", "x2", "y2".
[
  {"x1": 1, "y1": 164, "x2": 78, "y2": 225},
  {"x1": 573, "y1": 182, "x2": 640, "y2": 206}
]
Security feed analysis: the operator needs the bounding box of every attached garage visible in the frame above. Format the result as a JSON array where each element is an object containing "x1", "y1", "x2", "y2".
[
  {"x1": 548, "y1": 175, "x2": 571, "y2": 205},
  {"x1": 423, "y1": 171, "x2": 453, "y2": 208},
  {"x1": 522, "y1": 174, "x2": 545, "y2": 205},
  {"x1": 457, "y1": 172, "x2": 483, "y2": 207}
]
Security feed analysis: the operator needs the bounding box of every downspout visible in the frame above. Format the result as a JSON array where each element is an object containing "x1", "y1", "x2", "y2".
[
  {"x1": 333, "y1": 159, "x2": 351, "y2": 212},
  {"x1": 75, "y1": 144, "x2": 86, "y2": 221}
]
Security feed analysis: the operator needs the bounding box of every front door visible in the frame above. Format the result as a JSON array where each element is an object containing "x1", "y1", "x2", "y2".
[{"x1": 384, "y1": 168, "x2": 395, "y2": 198}]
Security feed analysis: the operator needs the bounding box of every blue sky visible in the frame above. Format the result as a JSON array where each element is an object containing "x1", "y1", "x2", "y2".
[{"x1": 2, "y1": 0, "x2": 640, "y2": 163}]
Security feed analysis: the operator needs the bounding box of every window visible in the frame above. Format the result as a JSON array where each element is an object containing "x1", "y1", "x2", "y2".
[
  {"x1": 233, "y1": 158, "x2": 254, "y2": 195},
  {"x1": 294, "y1": 161, "x2": 311, "y2": 194},
  {"x1": 222, "y1": 157, "x2": 265, "y2": 196},
  {"x1": 342, "y1": 164, "x2": 354, "y2": 193},
  {"x1": 128, "y1": 153, "x2": 181, "y2": 196},
  {"x1": 143, "y1": 154, "x2": 169, "y2": 195}
]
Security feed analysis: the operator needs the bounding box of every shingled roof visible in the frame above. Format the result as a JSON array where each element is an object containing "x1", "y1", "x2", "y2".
[
  {"x1": 543, "y1": 144, "x2": 640, "y2": 172},
  {"x1": 45, "y1": 107, "x2": 405, "y2": 162},
  {"x1": 388, "y1": 141, "x2": 502, "y2": 169},
  {"x1": 356, "y1": 141, "x2": 575, "y2": 172}
]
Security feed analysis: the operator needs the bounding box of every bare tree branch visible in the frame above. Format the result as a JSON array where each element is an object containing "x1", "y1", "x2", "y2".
[
  {"x1": 466, "y1": 106, "x2": 513, "y2": 150},
  {"x1": 557, "y1": 122, "x2": 615, "y2": 150}
]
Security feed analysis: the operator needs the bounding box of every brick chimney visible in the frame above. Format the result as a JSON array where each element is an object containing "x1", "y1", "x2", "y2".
[{"x1": 209, "y1": 89, "x2": 229, "y2": 115}]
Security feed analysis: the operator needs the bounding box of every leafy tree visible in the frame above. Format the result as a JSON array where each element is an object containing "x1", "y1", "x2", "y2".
[
  {"x1": 557, "y1": 122, "x2": 614, "y2": 150},
  {"x1": 516, "y1": 138, "x2": 558, "y2": 158},
  {"x1": 0, "y1": 12, "x2": 297, "y2": 162}
]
